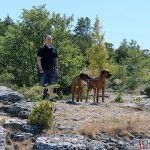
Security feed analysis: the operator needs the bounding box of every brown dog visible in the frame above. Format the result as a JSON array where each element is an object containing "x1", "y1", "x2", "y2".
[
  {"x1": 86, "y1": 70, "x2": 112, "y2": 103},
  {"x1": 71, "y1": 73, "x2": 91, "y2": 102}
]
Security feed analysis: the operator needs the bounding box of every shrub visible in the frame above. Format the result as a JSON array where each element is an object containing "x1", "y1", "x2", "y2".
[
  {"x1": 114, "y1": 92, "x2": 124, "y2": 103},
  {"x1": 27, "y1": 100, "x2": 54, "y2": 129},
  {"x1": 134, "y1": 97, "x2": 144, "y2": 110},
  {"x1": 144, "y1": 86, "x2": 150, "y2": 97},
  {"x1": 21, "y1": 85, "x2": 42, "y2": 101},
  {"x1": 0, "y1": 73, "x2": 18, "y2": 90},
  {"x1": 19, "y1": 84, "x2": 60, "y2": 102}
]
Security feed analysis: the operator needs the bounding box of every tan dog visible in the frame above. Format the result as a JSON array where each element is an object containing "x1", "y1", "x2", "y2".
[
  {"x1": 86, "y1": 70, "x2": 112, "y2": 103},
  {"x1": 71, "y1": 73, "x2": 91, "y2": 102}
]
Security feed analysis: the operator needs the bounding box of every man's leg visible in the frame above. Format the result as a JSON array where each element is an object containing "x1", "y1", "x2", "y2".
[
  {"x1": 39, "y1": 71, "x2": 48, "y2": 99},
  {"x1": 39, "y1": 71, "x2": 47, "y2": 86},
  {"x1": 47, "y1": 70, "x2": 57, "y2": 101},
  {"x1": 47, "y1": 70, "x2": 57, "y2": 85}
]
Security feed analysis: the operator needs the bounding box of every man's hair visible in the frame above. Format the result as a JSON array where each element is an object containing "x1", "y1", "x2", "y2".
[{"x1": 45, "y1": 35, "x2": 52, "y2": 38}]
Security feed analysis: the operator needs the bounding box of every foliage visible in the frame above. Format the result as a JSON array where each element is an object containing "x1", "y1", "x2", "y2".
[
  {"x1": 144, "y1": 86, "x2": 150, "y2": 97},
  {"x1": 87, "y1": 44, "x2": 109, "y2": 76},
  {"x1": 0, "y1": 73, "x2": 18, "y2": 90},
  {"x1": 74, "y1": 17, "x2": 92, "y2": 56},
  {"x1": 0, "y1": 4, "x2": 150, "y2": 96},
  {"x1": 114, "y1": 92, "x2": 124, "y2": 103},
  {"x1": 105, "y1": 42, "x2": 115, "y2": 60},
  {"x1": 135, "y1": 97, "x2": 142, "y2": 105},
  {"x1": 19, "y1": 84, "x2": 60, "y2": 101},
  {"x1": 45, "y1": 84, "x2": 60, "y2": 99},
  {"x1": 56, "y1": 38, "x2": 85, "y2": 94},
  {"x1": 22, "y1": 85, "x2": 43, "y2": 101},
  {"x1": 86, "y1": 17, "x2": 110, "y2": 76},
  {"x1": 115, "y1": 39, "x2": 129, "y2": 64},
  {"x1": 1, "y1": 25, "x2": 37, "y2": 86},
  {"x1": 27, "y1": 100, "x2": 54, "y2": 129},
  {"x1": 133, "y1": 97, "x2": 144, "y2": 110}
]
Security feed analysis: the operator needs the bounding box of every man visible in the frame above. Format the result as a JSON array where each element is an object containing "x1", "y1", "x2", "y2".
[{"x1": 37, "y1": 35, "x2": 58, "y2": 86}]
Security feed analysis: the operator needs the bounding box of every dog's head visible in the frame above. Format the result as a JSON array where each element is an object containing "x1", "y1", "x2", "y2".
[
  {"x1": 79, "y1": 73, "x2": 92, "y2": 81},
  {"x1": 101, "y1": 70, "x2": 112, "y2": 78}
]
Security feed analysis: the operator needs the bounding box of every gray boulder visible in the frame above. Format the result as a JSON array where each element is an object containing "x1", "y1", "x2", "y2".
[
  {"x1": 3, "y1": 119, "x2": 41, "y2": 134},
  {"x1": 0, "y1": 102, "x2": 35, "y2": 119},
  {"x1": 33, "y1": 134, "x2": 105, "y2": 150},
  {"x1": 0, "y1": 126, "x2": 6, "y2": 150},
  {"x1": 0, "y1": 86, "x2": 24, "y2": 104}
]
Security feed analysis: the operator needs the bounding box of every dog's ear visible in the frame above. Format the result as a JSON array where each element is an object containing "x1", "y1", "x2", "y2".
[
  {"x1": 79, "y1": 73, "x2": 84, "y2": 79},
  {"x1": 101, "y1": 70, "x2": 106, "y2": 75}
]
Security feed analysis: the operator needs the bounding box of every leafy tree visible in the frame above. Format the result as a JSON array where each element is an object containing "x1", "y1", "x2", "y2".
[
  {"x1": 115, "y1": 39, "x2": 129, "y2": 64},
  {"x1": 125, "y1": 48, "x2": 148, "y2": 91},
  {"x1": 56, "y1": 39, "x2": 85, "y2": 94},
  {"x1": 1, "y1": 25, "x2": 36, "y2": 86},
  {"x1": 19, "y1": 5, "x2": 51, "y2": 49},
  {"x1": 50, "y1": 12, "x2": 74, "y2": 45},
  {"x1": 3, "y1": 15, "x2": 14, "y2": 26},
  {"x1": 74, "y1": 17, "x2": 92, "y2": 56},
  {"x1": 91, "y1": 16, "x2": 104, "y2": 45},
  {"x1": 142, "y1": 49, "x2": 150, "y2": 58},
  {"x1": 105, "y1": 42, "x2": 115, "y2": 60},
  {"x1": 109, "y1": 39, "x2": 148, "y2": 92},
  {"x1": 1, "y1": 4, "x2": 86, "y2": 92},
  {"x1": 86, "y1": 17, "x2": 109, "y2": 76},
  {"x1": 0, "y1": 19, "x2": 6, "y2": 36}
]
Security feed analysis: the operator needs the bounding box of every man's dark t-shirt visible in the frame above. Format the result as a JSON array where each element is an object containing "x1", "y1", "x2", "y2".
[{"x1": 37, "y1": 45, "x2": 58, "y2": 70}]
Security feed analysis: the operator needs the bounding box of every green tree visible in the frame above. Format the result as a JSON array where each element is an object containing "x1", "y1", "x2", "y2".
[
  {"x1": 1, "y1": 25, "x2": 36, "y2": 86},
  {"x1": 125, "y1": 48, "x2": 148, "y2": 91},
  {"x1": 1, "y1": 4, "x2": 86, "y2": 92},
  {"x1": 0, "y1": 19, "x2": 6, "y2": 36},
  {"x1": 3, "y1": 15, "x2": 14, "y2": 26},
  {"x1": 74, "y1": 17, "x2": 92, "y2": 56},
  {"x1": 115, "y1": 39, "x2": 129, "y2": 64},
  {"x1": 19, "y1": 5, "x2": 51, "y2": 49},
  {"x1": 86, "y1": 17, "x2": 109, "y2": 76},
  {"x1": 105, "y1": 42, "x2": 115, "y2": 60}
]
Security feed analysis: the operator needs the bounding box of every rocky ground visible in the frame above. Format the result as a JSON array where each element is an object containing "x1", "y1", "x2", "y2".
[{"x1": 0, "y1": 86, "x2": 150, "y2": 150}]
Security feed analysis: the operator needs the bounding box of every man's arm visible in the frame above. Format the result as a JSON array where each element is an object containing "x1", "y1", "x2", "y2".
[
  {"x1": 37, "y1": 56, "x2": 44, "y2": 73},
  {"x1": 54, "y1": 58, "x2": 58, "y2": 71}
]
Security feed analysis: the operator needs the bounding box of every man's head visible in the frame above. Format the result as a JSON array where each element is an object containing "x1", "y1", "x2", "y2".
[{"x1": 45, "y1": 35, "x2": 52, "y2": 47}]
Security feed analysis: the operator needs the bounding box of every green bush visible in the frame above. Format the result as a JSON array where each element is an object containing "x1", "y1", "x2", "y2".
[
  {"x1": 19, "y1": 84, "x2": 60, "y2": 102},
  {"x1": 114, "y1": 92, "x2": 124, "y2": 103},
  {"x1": 0, "y1": 73, "x2": 18, "y2": 90},
  {"x1": 27, "y1": 100, "x2": 54, "y2": 129},
  {"x1": 21, "y1": 85, "x2": 42, "y2": 101},
  {"x1": 144, "y1": 86, "x2": 150, "y2": 97}
]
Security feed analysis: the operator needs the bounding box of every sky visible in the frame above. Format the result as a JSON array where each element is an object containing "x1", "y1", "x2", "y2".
[{"x1": 0, "y1": 0, "x2": 150, "y2": 50}]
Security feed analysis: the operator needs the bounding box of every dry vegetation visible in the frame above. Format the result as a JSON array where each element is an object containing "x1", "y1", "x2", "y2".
[
  {"x1": 5, "y1": 139, "x2": 33, "y2": 150},
  {"x1": 50, "y1": 96, "x2": 150, "y2": 139}
]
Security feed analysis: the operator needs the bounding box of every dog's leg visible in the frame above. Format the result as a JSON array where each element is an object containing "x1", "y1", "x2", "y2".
[
  {"x1": 78, "y1": 88, "x2": 81, "y2": 102},
  {"x1": 72, "y1": 93, "x2": 74, "y2": 102},
  {"x1": 76, "y1": 93, "x2": 79, "y2": 102},
  {"x1": 76, "y1": 97, "x2": 79, "y2": 102},
  {"x1": 80, "y1": 88, "x2": 83, "y2": 102},
  {"x1": 93, "y1": 88, "x2": 96, "y2": 103},
  {"x1": 96, "y1": 88, "x2": 99, "y2": 103},
  {"x1": 76, "y1": 88, "x2": 80, "y2": 102},
  {"x1": 102, "y1": 88, "x2": 105, "y2": 102},
  {"x1": 72, "y1": 88, "x2": 75, "y2": 102},
  {"x1": 86, "y1": 86, "x2": 90, "y2": 102}
]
